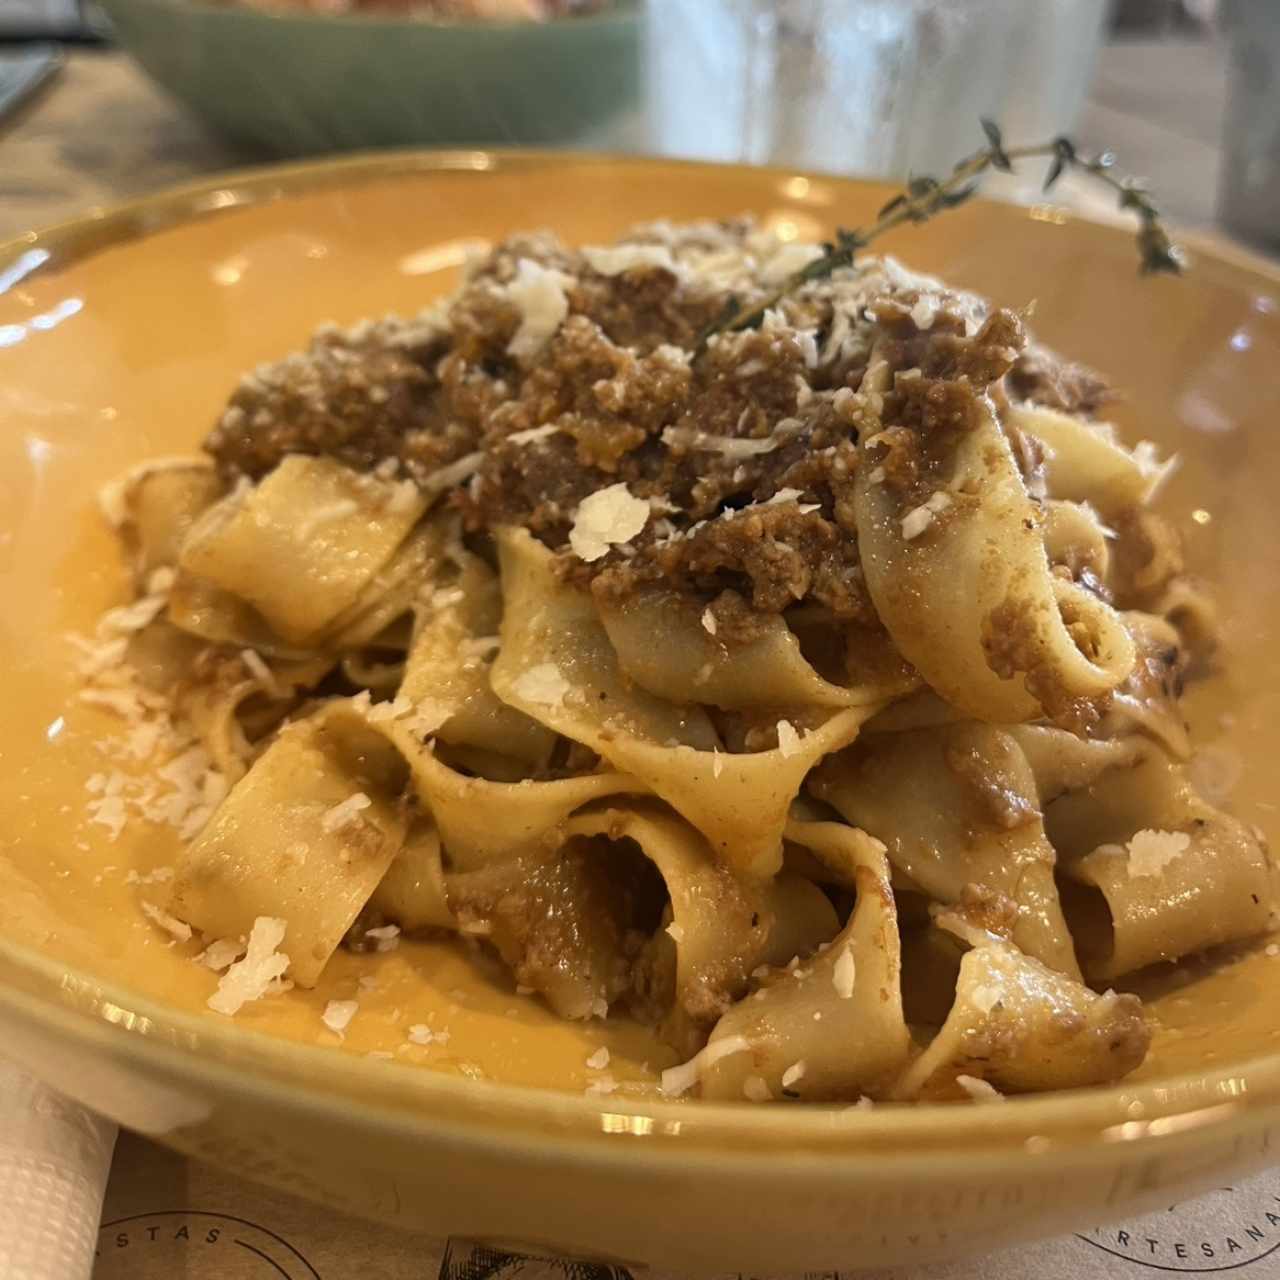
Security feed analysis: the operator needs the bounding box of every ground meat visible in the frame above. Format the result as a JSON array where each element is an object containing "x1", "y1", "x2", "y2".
[
  {"x1": 205, "y1": 319, "x2": 450, "y2": 482},
  {"x1": 1007, "y1": 343, "x2": 1112, "y2": 417},
  {"x1": 199, "y1": 220, "x2": 1114, "y2": 640}
]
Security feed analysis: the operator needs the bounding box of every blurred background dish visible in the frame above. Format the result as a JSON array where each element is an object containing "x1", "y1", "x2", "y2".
[{"x1": 96, "y1": 0, "x2": 640, "y2": 153}]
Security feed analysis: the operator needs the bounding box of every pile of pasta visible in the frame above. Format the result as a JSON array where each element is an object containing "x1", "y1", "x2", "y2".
[{"x1": 100, "y1": 300, "x2": 1274, "y2": 1107}]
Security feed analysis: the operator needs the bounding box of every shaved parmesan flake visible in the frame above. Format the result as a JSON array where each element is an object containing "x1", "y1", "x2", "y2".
[
  {"x1": 660, "y1": 1034, "x2": 753, "y2": 1097},
  {"x1": 901, "y1": 504, "x2": 935, "y2": 540},
  {"x1": 910, "y1": 295, "x2": 941, "y2": 330},
  {"x1": 956, "y1": 1074, "x2": 1005, "y2": 1103},
  {"x1": 1125, "y1": 828, "x2": 1191, "y2": 878},
  {"x1": 568, "y1": 483, "x2": 649, "y2": 562},
  {"x1": 901, "y1": 490, "x2": 953, "y2": 541},
  {"x1": 407, "y1": 1024, "x2": 450, "y2": 1046},
  {"x1": 507, "y1": 424, "x2": 561, "y2": 445},
  {"x1": 420, "y1": 451, "x2": 483, "y2": 501},
  {"x1": 88, "y1": 794, "x2": 128, "y2": 841},
  {"x1": 743, "y1": 1076, "x2": 771, "y2": 1102},
  {"x1": 701, "y1": 607, "x2": 717, "y2": 637},
  {"x1": 208, "y1": 917, "x2": 290, "y2": 1016},
  {"x1": 512, "y1": 662, "x2": 573, "y2": 710},
  {"x1": 505, "y1": 258, "x2": 574, "y2": 360},
  {"x1": 321, "y1": 792, "x2": 372, "y2": 833},
  {"x1": 240, "y1": 648, "x2": 282, "y2": 697},
  {"x1": 833, "y1": 947, "x2": 856, "y2": 999},
  {"x1": 198, "y1": 938, "x2": 245, "y2": 971},
  {"x1": 583, "y1": 244, "x2": 677, "y2": 276},
  {"x1": 296, "y1": 498, "x2": 358, "y2": 540},
  {"x1": 140, "y1": 900, "x2": 192, "y2": 942},
  {"x1": 366, "y1": 695, "x2": 414, "y2": 724},
  {"x1": 99, "y1": 593, "x2": 168, "y2": 635},
  {"x1": 322, "y1": 999, "x2": 358, "y2": 1037},
  {"x1": 661, "y1": 425, "x2": 780, "y2": 459},
  {"x1": 781, "y1": 1060, "x2": 807, "y2": 1090},
  {"x1": 764, "y1": 487, "x2": 820, "y2": 514},
  {"x1": 586, "y1": 1047, "x2": 610, "y2": 1070},
  {"x1": 776, "y1": 719, "x2": 802, "y2": 758}
]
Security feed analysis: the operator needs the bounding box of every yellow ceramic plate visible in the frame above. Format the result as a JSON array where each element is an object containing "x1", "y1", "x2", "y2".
[{"x1": 2, "y1": 152, "x2": 1279, "y2": 1272}]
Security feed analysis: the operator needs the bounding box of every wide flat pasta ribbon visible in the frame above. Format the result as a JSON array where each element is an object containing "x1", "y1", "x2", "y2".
[
  {"x1": 168, "y1": 711, "x2": 408, "y2": 986},
  {"x1": 491, "y1": 526, "x2": 879, "y2": 877},
  {"x1": 812, "y1": 722, "x2": 1081, "y2": 978},
  {"x1": 891, "y1": 914, "x2": 1150, "y2": 1100},
  {"x1": 853, "y1": 363, "x2": 1135, "y2": 724},
  {"x1": 1049, "y1": 748, "x2": 1275, "y2": 980}
]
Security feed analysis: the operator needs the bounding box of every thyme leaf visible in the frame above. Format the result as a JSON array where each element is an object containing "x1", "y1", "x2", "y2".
[{"x1": 696, "y1": 120, "x2": 1183, "y2": 351}]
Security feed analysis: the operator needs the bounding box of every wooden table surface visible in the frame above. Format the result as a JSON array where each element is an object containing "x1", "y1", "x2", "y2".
[{"x1": 0, "y1": 35, "x2": 1239, "y2": 244}]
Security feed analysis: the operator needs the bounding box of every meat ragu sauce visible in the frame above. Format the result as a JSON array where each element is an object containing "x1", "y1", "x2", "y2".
[{"x1": 204, "y1": 219, "x2": 1107, "y2": 643}]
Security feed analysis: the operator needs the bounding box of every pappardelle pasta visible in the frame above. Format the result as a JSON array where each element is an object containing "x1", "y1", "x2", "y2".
[{"x1": 81, "y1": 218, "x2": 1274, "y2": 1103}]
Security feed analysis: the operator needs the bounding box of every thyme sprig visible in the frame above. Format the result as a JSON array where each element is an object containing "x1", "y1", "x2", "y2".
[{"x1": 697, "y1": 119, "x2": 1183, "y2": 350}]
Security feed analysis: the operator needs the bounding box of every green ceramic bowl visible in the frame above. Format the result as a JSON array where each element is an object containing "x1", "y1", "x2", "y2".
[{"x1": 99, "y1": 0, "x2": 641, "y2": 155}]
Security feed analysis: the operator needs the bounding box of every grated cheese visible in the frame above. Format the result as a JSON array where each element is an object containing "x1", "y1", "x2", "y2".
[
  {"x1": 140, "y1": 900, "x2": 192, "y2": 942},
  {"x1": 910, "y1": 295, "x2": 941, "y2": 330},
  {"x1": 407, "y1": 1024, "x2": 451, "y2": 1046},
  {"x1": 198, "y1": 938, "x2": 245, "y2": 971},
  {"x1": 322, "y1": 999, "x2": 358, "y2": 1037},
  {"x1": 321, "y1": 792, "x2": 372, "y2": 834},
  {"x1": 585, "y1": 1047, "x2": 610, "y2": 1070},
  {"x1": 901, "y1": 491, "x2": 952, "y2": 541},
  {"x1": 956, "y1": 1074, "x2": 1005, "y2": 1103},
  {"x1": 743, "y1": 1076, "x2": 771, "y2": 1102},
  {"x1": 568, "y1": 483, "x2": 650, "y2": 562},
  {"x1": 712, "y1": 747, "x2": 724, "y2": 780},
  {"x1": 507, "y1": 424, "x2": 561, "y2": 445},
  {"x1": 701, "y1": 607, "x2": 717, "y2": 637},
  {"x1": 512, "y1": 662, "x2": 573, "y2": 709},
  {"x1": 582, "y1": 244, "x2": 677, "y2": 277},
  {"x1": 781, "y1": 1060, "x2": 807, "y2": 1090},
  {"x1": 365, "y1": 923, "x2": 401, "y2": 953},
  {"x1": 240, "y1": 649, "x2": 282, "y2": 697},
  {"x1": 585, "y1": 1075, "x2": 619, "y2": 1096},
  {"x1": 208, "y1": 916, "x2": 290, "y2": 1016},
  {"x1": 1125, "y1": 828, "x2": 1191, "y2": 878},
  {"x1": 833, "y1": 947, "x2": 856, "y2": 999},
  {"x1": 775, "y1": 719, "x2": 803, "y2": 758},
  {"x1": 660, "y1": 1034, "x2": 753, "y2": 1097},
  {"x1": 666, "y1": 921, "x2": 686, "y2": 944},
  {"x1": 661, "y1": 425, "x2": 780, "y2": 459},
  {"x1": 419, "y1": 451, "x2": 483, "y2": 501},
  {"x1": 296, "y1": 497, "x2": 358, "y2": 540},
  {"x1": 505, "y1": 258, "x2": 575, "y2": 360}
]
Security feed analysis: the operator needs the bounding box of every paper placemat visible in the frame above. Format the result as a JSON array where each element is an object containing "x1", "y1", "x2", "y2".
[{"x1": 93, "y1": 1130, "x2": 1280, "y2": 1279}]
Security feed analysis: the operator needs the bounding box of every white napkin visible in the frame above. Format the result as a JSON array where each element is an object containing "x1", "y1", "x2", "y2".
[{"x1": 0, "y1": 1061, "x2": 116, "y2": 1280}]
